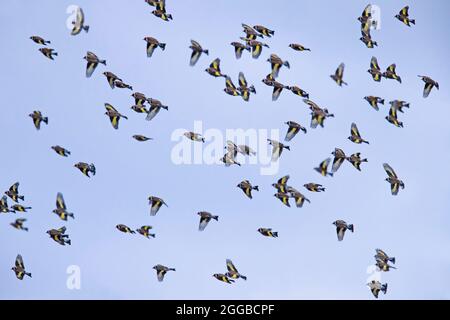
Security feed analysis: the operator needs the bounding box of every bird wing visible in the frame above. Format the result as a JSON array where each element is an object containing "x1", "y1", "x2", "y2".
[
  {"x1": 210, "y1": 58, "x2": 220, "y2": 71},
  {"x1": 86, "y1": 61, "x2": 98, "y2": 78},
  {"x1": 272, "y1": 86, "x2": 282, "y2": 101},
  {"x1": 252, "y1": 44, "x2": 262, "y2": 59},
  {"x1": 226, "y1": 259, "x2": 238, "y2": 273},
  {"x1": 271, "y1": 144, "x2": 282, "y2": 161},
  {"x1": 351, "y1": 123, "x2": 361, "y2": 138},
  {"x1": 150, "y1": 199, "x2": 162, "y2": 216},
  {"x1": 399, "y1": 6, "x2": 409, "y2": 17},
  {"x1": 199, "y1": 215, "x2": 210, "y2": 231},
  {"x1": 285, "y1": 125, "x2": 299, "y2": 142},
  {"x1": 362, "y1": 4, "x2": 372, "y2": 17},
  {"x1": 190, "y1": 50, "x2": 201, "y2": 66},
  {"x1": 387, "y1": 64, "x2": 396, "y2": 73},
  {"x1": 336, "y1": 63, "x2": 345, "y2": 79},
  {"x1": 337, "y1": 227, "x2": 346, "y2": 241},
  {"x1": 105, "y1": 103, "x2": 118, "y2": 113},
  {"x1": 383, "y1": 163, "x2": 398, "y2": 178},
  {"x1": 146, "y1": 43, "x2": 156, "y2": 57},
  {"x1": 370, "y1": 56, "x2": 380, "y2": 70},
  {"x1": 238, "y1": 72, "x2": 247, "y2": 88},
  {"x1": 225, "y1": 76, "x2": 236, "y2": 90},
  {"x1": 56, "y1": 192, "x2": 66, "y2": 210},
  {"x1": 423, "y1": 82, "x2": 433, "y2": 98},
  {"x1": 146, "y1": 105, "x2": 161, "y2": 121},
  {"x1": 190, "y1": 39, "x2": 201, "y2": 48},
  {"x1": 9, "y1": 182, "x2": 19, "y2": 193},
  {"x1": 157, "y1": 270, "x2": 166, "y2": 282},
  {"x1": 15, "y1": 254, "x2": 24, "y2": 269}
]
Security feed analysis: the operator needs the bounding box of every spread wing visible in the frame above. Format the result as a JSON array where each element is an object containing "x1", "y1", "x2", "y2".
[
  {"x1": 56, "y1": 192, "x2": 66, "y2": 210},
  {"x1": 383, "y1": 163, "x2": 398, "y2": 178}
]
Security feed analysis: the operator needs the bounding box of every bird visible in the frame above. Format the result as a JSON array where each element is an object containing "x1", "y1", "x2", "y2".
[
  {"x1": 358, "y1": 4, "x2": 374, "y2": 33},
  {"x1": 136, "y1": 226, "x2": 155, "y2": 238},
  {"x1": 346, "y1": 153, "x2": 368, "y2": 171},
  {"x1": 360, "y1": 30, "x2": 377, "y2": 48},
  {"x1": 152, "y1": 9, "x2": 173, "y2": 21},
  {"x1": 10, "y1": 218, "x2": 28, "y2": 232},
  {"x1": 29, "y1": 111, "x2": 48, "y2": 130},
  {"x1": 132, "y1": 92, "x2": 148, "y2": 106},
  {"x1": 267, "y1": 139, "x2": 290, "y2": 161},
  {"x1": 368, "y1": 56, "x2": 382, "y2": 82},
  {"x1": 30, "y1": 36, "x2": 50, "y2": 45},
  {"x1": 11, "y1": 254, "x2": 32, "y2": 280},
  {"x1": 146, "y1": 98, "x2": 169, "y2": 121},
  {"x1": 375, "y1": 258, "x2": 397, "y2": 272},
  {"x1": 148, "y1": 196, "x2": 168, "y2": 216},
  {"x1": 225, "y1": 259, "x2": 247, "y2": 280},
  {"x1": 132, "y1": 135, "x2": 153, "y2": 142},
  {"x1": 289, "y1": 43, "x2": 311, "y2": 51},
  {"x1": 198, "y1": 211, "x2": 219, "y2": 231},
  {"x1": 153, "y1": 264, "x2": 175, "y2": 282},
  {"x1": 52, "y1": 192, "x2": 74, "y2": 221},
  {"x1": 116, "y1": 224, "x2": 135, "y2": 234},
  {"x1": 237, "y1": 180, "x2": 259, "y2": 199},
  {"x1": 241, "y1": 38, "x2": 269, "y2": 59},
  {"x1": 237, "y1": 144, "x2": 255, "y2": 156},
  {"x1": 288, "y1": 189, "x2": 310, "y2": 208},
  {"x1": 314, "y1": 158, "x2": 333, "y2": 177},
  {"x1": 184, "y1": 132, "x2": 205, "y2": 143},
  {"x1": 284, "y1": 121, "x2": 307, "y2": 142},
  {"x1": 74, "y1": 162, "x2": 96, "y2": 177},
  {"x1": 367, "y1": 280, "x2": 388, "y2": 299},
  {"x1": 11, "y1": 204, "x2": 32, "y2": 213},
  {"x1": 418, "y1": 75, "x2": 439, "y2": 98},
  {"x1": 395, "y1": 6, "x2": 415, "y2": 27},
  {"x1": 385, "y1": 106, "x2": 403, "y2": 128},
  {"x1": 51, "y1": 145, "x2": 71, "y2": 157},
  {"x1": 205, "y1": 58, "x2": 226, "y2": 77},
  {"x1": 46, "y1": 227, "x2": 71, "y2": 245},
  {"x1": 144, "y1": 37, "x2": 166, "y2": 58},
  {"x1": 224, "y1": 76, "x2": 241, "y2": 97},
  {"x1": 230, "y1": 42, "x2": 251, "y2": 59},
  {"x1": 382, "y1": 64, "x2": 402, "y2": 83},
  {"x1": 383, "y1": 163, "x2": 405, "y2": 196},
  {"x1": 303, "y1": 99, "x2": 334, "y2": 129},
  {"x1": 271, "y1": 175, "x2": 290, "y2": 193},
  {"x1": 304, "y1": 183, "x2": 325, "y2": 192},
  {"x1": 104, "y1": 103, "x2": 128, "y2": 129},
  {"x1": 267, "y1": 54, "x2": 290, "y2": 78},
  {"x1": 83, "y1": 51, "x2": 106, "y2": 78},
  {"x1": 364, "y1": 96, "x2": 384, "y2": 111},
  {"x1": 330, "y1": 63, "x2": 347, "y2": 86},
  {"x1": 258, "y1": 228, "x2": 278, "y2": 238},
  {"x1": 114, "y1": 80, "x2": 133, "y2": 90},
  {"x1": 103, "y1": 72, "x2": 122, "y2": 89},
  {"x1": 5, "y1": 182, "x2": 24, "y2": 203},
  {"x1": 375, "y1": 249, "x2": 396, "y2": 265},
  {"x1": 254, "y1": 25, "x2": 274, "y2": 37},
  {"x1": 39, "y1": 48, "x2": 58, "y2": 60},
  {"x1": 213, "y1": 273, "x2": 234, "y2": 284},
  {"x1": 389, "y1": 100, "x2": 410, "y2": 113},
  {"x1": 71, "y1": 6, "x2": 89, "y2": 35},
  {"x1": 221, "y1": 152, "x2": 241, "y2": 167},
  {"x1": 331, "y1": 148, "x2": 346, "y2": 173},
  {"x1": 262, "y1": 74, "x2": 289, "y2": 101},
  {"x1": 288, "y1": 86, "x2": 309, "y2": 98},
  {"x1": 0, "y1": 196, "x2": 13, "y2": 213},
  {"x1": 332, "y1": 220, "x2": 354, "y2": 241},
  {"x1": 189, "y1": 40, "x2": 208, "y2": 66},
  {"x1": 348, "y1": 123, "x2": 369, "y2": 144},
  {"x1": 274, "y1": 192, "x2": 291, "y2": 207},
  {"x1": 241, "y1": 23, "x2": 262, "y2": 40},
  {"x1": 147, "y1": 0, "x2": 172, "y2": 21},
  {"x1": 237, "y1": 72, "x2": 256, "y2": 102}
]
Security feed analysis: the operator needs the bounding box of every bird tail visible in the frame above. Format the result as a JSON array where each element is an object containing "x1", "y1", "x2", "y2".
[
  {"x1": 100, "y1": 60, "x2": 106, "y2": 65},
  {"x1": 27, "y1": 272, "x2": 32, "y2": 278},
  {"x1": 19, "y1": 195, "x2": 25, "y2": 201},
  {"x1": 363, "y1": 140, "x2": 369, "y2": 144},
  {"x1": 204, "y1": 49, "x2": 209, "y2": 55},
  {"x1": 213, "y1": 215, "x2": 219, "y2": 221},
  {"x1": 283, "y1": 61, "x2": 290, "y2": 69},
  {"x1": 329, "y1": 172, "x2": 334, "y2": 177},
  {"x1": 273, "y1": 232, "x2": 278, "y2": 238},
  {"x1": 348, "y1": 224, "x2": 354, "y2": 232},
  {"x1": 410, "y1": 19, "x2": 415, "y2": 25},
  {"x1": 269, "y1": 30, "x2": 275, "y2": 36},
  {"x1": 397, "y1": 76, "x2": 402, "y2": 83},
  {"x1": 89, "y1": 164, "x2": 96, "y2": 176},
  {"x1": 285, "y1": 146, "x2": 291, "y2": 151},
  {"x1": 149, "y1": 233, "x2": 156, "y2": 238},
  {"x1": 362, "y1": 158, "x2": 368, "y2": 163},
  {"x1": 159, "y1": 43, "x2": 166, "y2": 50},
  {"x1": 380, "y1": 99, "x2": 385, "y2": 105},
  {"x1": 201, "y1": 137, "x2": 205, "y2": 143},
  {"x1": 67, "y1": 150, "x2": 71, "y2": 155},
  {"x1": 69, "y1": 213, "x2": 75, "y2": 219},
  {"x1": 66, "y1": 240, "x2": 71, "y2": 245},
  {"x1": 84, "y1": 25, "x2": 90, "y2": 33},
  {"x1": 249, "y1": 85, "x2": 256, "y2": 93},
  {"x1": 245, "y1": 46, "x2": 251, "y2": 52},
  {"x1": 130, "y1": 230, "x2": 136, "y2": 234},
  {"x1": 253, "y1": 186, "x2": 259, "y2": 191},
  {"x1": 161, "y1": 105, "x2": 168, "y2": 110},
  {"x1": 23, "y1": 227, "x2": 29, "y2": 232},
  {"x1": 167, "y1": 14, "x2": 173, "y2": 20},
  {"x1": 53, "y1": 52, "x2": 58, "y2": 56},
  {"x1": 382, "y1": 283, "x2": 388, "y2": 294},
  {"x1": 169, "y1": 268, "x2": 176, "y2": 271},
  {"x1": 389, "y1": 257, "x2": 396, "y2": 264},
  {"x1": 43, "y1": 117, "x2": 49, "y2": 124},
  {"x1": 45, "y1": 40, "x2": 51, "y2": 44},
  {"x1": 241, "y1": 275, "x2": 248, "y2": 281}
]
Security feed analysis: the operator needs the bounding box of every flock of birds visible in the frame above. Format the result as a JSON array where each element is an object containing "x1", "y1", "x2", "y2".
[{"x1": 4, "y1": 2, "x2": 441, "y2": 299}]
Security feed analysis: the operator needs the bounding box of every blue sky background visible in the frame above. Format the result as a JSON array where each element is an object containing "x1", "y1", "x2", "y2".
[{"x1": 1, "y1": 0, "x2": 450, "y2": 299}]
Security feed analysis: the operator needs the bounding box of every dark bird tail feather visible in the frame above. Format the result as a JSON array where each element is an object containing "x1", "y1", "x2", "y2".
[
  {"x1": 159, "y1": 43, "x2": 166, "y2": 50},
  {"x1": 348, "y1": 224, "x2": 354, "y2": 232},
  {"x1": 43, "y1": 117, "x2": 49, "y2": 124}
]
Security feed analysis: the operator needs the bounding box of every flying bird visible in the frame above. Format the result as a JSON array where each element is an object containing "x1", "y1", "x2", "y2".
[
  {"x1": 10, "y1": 218, "x2": 28, "y2": 232},
  {"x1": 346, "y1": 153, "x2": 368, "y2": 171},
  {"x1": 385, "y1": 106, "x2": 403, "y2": 128},
  {"x1": 132, "y1": 92, "x2": 147, "y2": 106},
  {"x1": 288, "y1": 85, "x2": 309, "y2": 98},
  {"x1": 267, "y1": 139, "x2": 290, "y2": 161},
  {"x1": 144, "y1": 37, "x2": 166, "y2": 58},
  {"x1": 146, "y1": 98, "x2": 169, "y2": 121},
  {"x1": 254, "y1": 25, "x2": 274, "y2": 37},
  {"x1": 267, "y1": 54, "x2": 290, "y2": 78},
  {"x1": 12, "y1": 255, "x2": 32, "y2": 280},
  {"x1": 39, "y1": 48, "x2": 58, "y2": 60},
  {"x1": 237, "y1": 72, "x2": 256, "y2": 101},
  {"x1": 213, "y1": 273, "x2": 234, "y2": 284},
  {"x1": 395, "y1": 6, "x2": 415, "y2": 27},
  {"x1": 5, "y1": 182, "x2": 24, "y2": 203},
  {"x1": 330, "y1": 63, "x2": 347, "y2": 86},
  {"x1": 375, "y1": 258, "x2": 397, "y2": 272},
  {"x1": 197, "y1": 211, "x2": 219, "y2": 231},
  {"x1": 382, "y1": 64, "x2": 402, "y2": 83},
  {"x1": 189, "y1": 40, "x2": 208, "y2": 66},
  {"x1": 230, "y1": 42, "x2": 251, "y2": 59},
  {"x1": 52, "y1": 192, "x2": 74, "y2": 221},
  {"x1": 116, "y1": 224, "x2": 135, "y2": 234},
  {"x1": 368, "y1": 56, "x2": 382, "y2": 82},
  {"x1": 331, "y1": 148, "x2": 346, "y2": 173},
  {"x1": 153, "y1": 264, "x2": 175, "y2": 282},
  {"x1": 348, "y1": 123, "x2": 369, "y2": 144},
  {"x1": 368, "y1": 280, "x2": 388, "y2": 299},
  {"x1": 241, "y1": 23, "x2": 262, "y2": 40},
  {"x1": 11, "y1": 204, "x2": 32, "y2": 213},
  {"x1": 389, "y1": 100, "x2": 410, "y2": 113},
  {"x1": 225, "y1": 259, "x2": 247, "y2": 280},
  {"x1": 262, "y1": 74, "x2": 289, "y2": 101},
  {"x1": 418, "y1": 75, "x2": 439, "y2": 98},
  {"x1": 205, "y1": 58, "x2": 226, "y2": 77},
  {"x1": 0, "y1": 196, "x2": 13, "y2": 213},
  {"x1": 51, "y1": 145, "x2": 71, "y2": 157},
  {"x1": 184, "y1": 131, "x2": 205, "y2": 143},
  {"x1": 237, "y1": 180, "x2": 259, "y2": 199},
  {"x1": 83, "y1": 51, "x2": 106, "y2": 78},
  {"x1": 241, "y1": 38, "x2": 269, "y2": 59},
  {"x1": 148, "y1": 196, "x2": 168, "y2": 216},
  {"x1": 104, "y1": 103, "x2": 128, "y2": 129},
  {"x1": 364, "y1": 96, "x2": 384, "y2": 111},
  {"x1": 304, "y1": 183, "x2": 325, "y2": 192},
  {"x1": 224, "y1": 76, "x2": 241, "y2": 97},
  {"x1": 132, "y1": 135, "x2": 153, "y2": 142},
  {"x1": 71, "y1": 6, "x2": 89, "y2": 35},
  {"x1": 46, "y1": 227, "x2": 71, "y2": 246},
  {"x1": 333, "y1": 220, "x2": 354, "y2": 241},
  {"x1": 74, "y1": 162, "x2": 96, "y2": 177},
  {"x1": 289, "y1": 43, "x2": 311, "y2": 51},
  {"x1": 383, "y1": 163, "x2": 405, "y2": 195},
  {"x1": 258, "y1": 228, "x2": 278, "y2": 238},
  {"x1": 103, "y1": 72, "x2": 122, "y2": 89},
  {"x1": 114, "y1": 80, "x2": 133, "y2": 90},
  {"x1": 375, "y1": 248, "x2": 396, "y2": 265},
  {"x1": 29, "y1": 111, "x2": 48, "y2": 130},
  {"x1": 314, "y1": 158, "x2": 333, "y2": 177},
  {"x1": 303, "y1": 99, "x2": 334, "y2": 128},
  {"x1": 30, "y1": 36, "x2": 50, "y2": 45},
  {"x1": 288, "y1": 188, "x2": 310, "y2": 208},
  {"x1": 284, "y1": 121, "x2": 307, "y2": 142},
  {"x1": 137, "y1": 226, "x2": 155, "y2": 239}
]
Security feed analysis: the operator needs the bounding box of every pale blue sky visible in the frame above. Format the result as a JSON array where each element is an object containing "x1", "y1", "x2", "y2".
[{"x1": 1, "y1": 0, "x2": 450, "y2": 299}]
